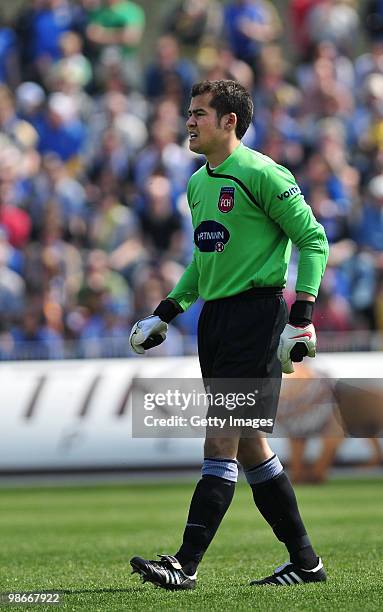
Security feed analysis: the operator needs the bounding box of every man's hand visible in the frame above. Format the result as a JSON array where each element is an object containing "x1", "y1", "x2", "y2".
[
  {"x1": 129, "y1": 315, "x2": 168, "y2": 355},
  {"x1": 277, "y1": 322, "x2": 316, "y2": 374},
  {"x1": 129, "y1": 299, "x2": 182, "y2": 355}
]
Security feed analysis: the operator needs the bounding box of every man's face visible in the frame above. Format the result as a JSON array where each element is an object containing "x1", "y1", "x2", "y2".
[{"x1": 186, "y1": 93, "x2": 226, "y2": 156}]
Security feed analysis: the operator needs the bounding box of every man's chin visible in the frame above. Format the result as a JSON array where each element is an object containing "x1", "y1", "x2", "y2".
[{"x1": 189, "y1": 140, "x2": 203, "y2": 154}]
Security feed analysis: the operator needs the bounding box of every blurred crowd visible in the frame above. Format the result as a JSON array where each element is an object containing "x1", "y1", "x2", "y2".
[{"x1": 0, "y1": 0, "x2": 383, "y2": 360}]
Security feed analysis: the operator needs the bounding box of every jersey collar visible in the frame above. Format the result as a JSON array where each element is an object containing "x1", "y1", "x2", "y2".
[{"x1": 206, "y1": 142, "x2": 243, "y2": 175}]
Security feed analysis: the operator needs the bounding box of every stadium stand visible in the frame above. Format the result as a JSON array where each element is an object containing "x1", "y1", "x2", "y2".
[{"x1": 0, "y1": 0, "x2": 382, "y2": 360}]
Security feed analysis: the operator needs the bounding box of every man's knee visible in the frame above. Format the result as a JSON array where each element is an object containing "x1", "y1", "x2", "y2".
[
  {"x1": 237, "y1": 436, "x2": 273, "y2": 468},
  {"x1": 204, "y1": 437, "x2": 238, "y2": 459}
]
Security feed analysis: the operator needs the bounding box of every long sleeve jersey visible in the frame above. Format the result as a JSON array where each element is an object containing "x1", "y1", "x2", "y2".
[{"x1": 168, "y1": 143, "x2": 329, "y2": 311}]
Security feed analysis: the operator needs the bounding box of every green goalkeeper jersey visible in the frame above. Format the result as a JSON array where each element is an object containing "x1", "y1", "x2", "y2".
[{"x1": 168, "y1": 143, "x2": 329, "y2": 311}]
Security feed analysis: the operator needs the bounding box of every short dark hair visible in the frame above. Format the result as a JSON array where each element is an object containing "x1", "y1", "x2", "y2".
[{"x1": 191, "y1": 80, "x2": 253, "y2": 139}]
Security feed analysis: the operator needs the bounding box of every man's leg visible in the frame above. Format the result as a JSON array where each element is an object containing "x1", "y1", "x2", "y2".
[
  {"x1": 175, "y1": 437, "x2": 238, "y2": 576},
  {"x1": 237, "y1": 436, "x2": 324, "y2": 580},
  {"x1": 131, "y1": 436, "x2": 239, "y2": 589}
]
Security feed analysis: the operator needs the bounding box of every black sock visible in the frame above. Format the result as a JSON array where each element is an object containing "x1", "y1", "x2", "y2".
[
  {"x1": 175, "y1": 475, "x2": 236, "y2": 576},
  {"x1": 251, "y1": 471, "x2": 318, "y2": 569}
]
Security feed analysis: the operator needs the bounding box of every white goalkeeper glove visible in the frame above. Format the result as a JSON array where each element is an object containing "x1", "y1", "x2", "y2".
[
  {"x1": 129, "y1": 299, "x2": 182, "y2": 355},
  {"x1": 278, "y1": 322, "x2": 316, "y2": 374},
  {"x1": 278, "y1": 300, "x2": 316, "y2": 374},
  {"x1": 129, "y1": 315, "x2": 168, "y2": 354}
]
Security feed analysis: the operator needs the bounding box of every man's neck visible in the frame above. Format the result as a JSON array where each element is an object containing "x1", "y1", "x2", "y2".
[{"x1": 206, "y1": 140, "x2": 241, "y2": 168}]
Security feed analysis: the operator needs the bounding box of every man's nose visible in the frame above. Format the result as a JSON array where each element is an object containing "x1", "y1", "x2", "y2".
[{"x1": 186, "y1": 115, "x2": 196, "y2": 127}]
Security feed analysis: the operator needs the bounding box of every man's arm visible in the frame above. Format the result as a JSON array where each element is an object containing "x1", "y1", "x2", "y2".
[
  {"x1": 296, "y1": 292, "x2": 315, "y2": 302},
  {"x1": 86, "y1": 24, "x2": 143, "y2": 47},
  {"x1": 166, "y1": 251, "x2": 200, "y2": 312},
  {"x1": 259, "y1": 164, "x2": 329, "y2": 298},
  {"x1": 259, "y1": 164, "x2": 329, "y2": 372},
  {"x1": 166, "y1": 179, "x2": 200, "y2": 312},
  {"x1": 86, "y1": 4, "x2": 145, "y2": 49},
  {"x1": 130, "y1": 251, "x2": 200, "y2": 354},
  {"x1": 130, "y1": 172, "x2": 200, "y2": 354}
]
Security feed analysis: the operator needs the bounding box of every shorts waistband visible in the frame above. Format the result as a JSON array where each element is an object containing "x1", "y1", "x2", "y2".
[{"x1": 205, "y1": 287, "x2": 283, "y2": 304}]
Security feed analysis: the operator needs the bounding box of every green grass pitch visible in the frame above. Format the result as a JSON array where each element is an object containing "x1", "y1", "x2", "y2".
[{"x1": 0, "y1": 477, "x2": 382, "y2": 611}]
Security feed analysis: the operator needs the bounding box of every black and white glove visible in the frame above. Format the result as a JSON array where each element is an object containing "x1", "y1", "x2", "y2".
[
  {"x1": 129, "y1": 315, "x2": 168, "y2": 354},
  {"x1": 129, "y1": 299, "x2": 182, "y2": 355},
  {"x1": 277, "y1": 300, "x2": 316, "y2": 374}
]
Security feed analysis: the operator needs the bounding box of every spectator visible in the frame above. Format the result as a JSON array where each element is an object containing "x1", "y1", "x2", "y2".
[
  {"x1": 313, "y1": 278, "x2": 353, "y2": 332},
  {"x1": 306, "y1": 0, "x2": 359, "y2": 56},
  {"x1": 87, "y1": 127, "x2": 130, "y2": 181},
  {"x1": 197, "y1": 43, "x2": 255, "y2": 93},
  {"x1": 300, "y1": 55, "x2": 354, "y2": 124},
  {"x1": 24, "y1": 202, "x2": 83, "y2": 308},
  {"x1": 0, "y1": 86, "x2": 39, "y2": 151},
  {"x1": 363, "y1": 0, "x2": 383, "y2": 43},
  {"x1": 289, "y1": 0, "x2": 323, "y2": 59},
  {"x1": 224, "y1": 0, "x2": 281, "y2": 73},
  {"x1": 0, "y1": 167, "x2": 31, "y2": 250},
  {"x1": 59, "y1": 30, "x2": 92, "y2": 85},
  {"x1": 134, "y1": 119, "x2": 194, "y2": 198},
  {"x1": 303, "y1": 152, "x2": 350, "y2": 212},
  {"x1": 86, "y1": 91, "x2": 148, "y2": 162},
  {"x1": 354, "y1": 41, "x2": 383, "y2": 90},
  {"x1": 16, "y1": 81, "x2": 46, "y2": 132},
  {"x1": 79, "y1": 300, "x2": 131, "y2": 358},
  {"x1": 47, "y1": 30, "x2": 93, "y2": 95},
  {"x1": 352, "y1": 174, "x2": 383, "y2": 251},
  {"x1": 34, "y1": 153, "x2": 87, "y2": 240},
  {"x1": 0, "y1": 231, "x2": 25, "y2": 319},
  {"x1": 89, "y1": 190, "x2": 139, "y2": 251},
  {"x1": 103, "y1": 91, "x2": 147, "y2": 152},
  {"x1": 18, "y1": 0, "x2": 80, "y2": 81},
  {"x1": 145, "y1": 35, "x2": 198, "y2": 111},
  {"x1": 152, "y1": 98, "x2": 187, "y2": 143},
  {"x1": 374, "y1": 274, "x2": 383, "y2": 331},
  {"x1": 86, "y1": 0, "x2": 145, "y2": 88},
  {"x1": 11, "y1": 305, "x2": 64, "y2": 360},
  {"x1": 78, "y1": 249, "x2": 131, "y2": 311},
  {"x1": 0, "y1": 16, "x2": 20, "y2": 87},
  {"x1": 138, "y1": 174, "x2": 183, "y2": 256},
  {"x1": 37, "y1": 92, "x2": 86, "y2": 168},
  {"x1": 297, "y1": 40, "x2": 355, "y2": 92},
  {"x1": 342, "y1": 249, "x2": 378, "y2": 329},
  {"x1": 164, "y1": 0, "x2": 223, "y2": 49}
]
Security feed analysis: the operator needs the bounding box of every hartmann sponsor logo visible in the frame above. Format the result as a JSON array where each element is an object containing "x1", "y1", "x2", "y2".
[
  {"x1": 277, "y1": 186, "x2": 301, "y2": 200},
  {"x1": 194, "y1": 220, "x2": 230, "y2": 252},
  {"x1": 197, "y1": 230, "x2": 225, "y2": 241}
]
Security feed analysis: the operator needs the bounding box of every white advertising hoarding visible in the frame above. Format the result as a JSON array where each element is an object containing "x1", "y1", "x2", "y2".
[{"x1": 0, "y1": 354, "x2": 381, "y2": 471}]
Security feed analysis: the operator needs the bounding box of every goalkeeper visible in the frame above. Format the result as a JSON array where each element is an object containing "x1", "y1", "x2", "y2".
[{"x1": 130, "y1": 80, "x2": 329, "y2": 590}]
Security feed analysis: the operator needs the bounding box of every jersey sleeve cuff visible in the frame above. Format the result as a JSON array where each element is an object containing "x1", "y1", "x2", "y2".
[{"x1": 153, "y1": 299, "x2": 184, "y2": 323}]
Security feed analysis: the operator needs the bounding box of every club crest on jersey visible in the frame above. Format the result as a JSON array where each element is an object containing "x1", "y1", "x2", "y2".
[{"x1": 218, "y1": 187, "x2": 235, "y2": 213}]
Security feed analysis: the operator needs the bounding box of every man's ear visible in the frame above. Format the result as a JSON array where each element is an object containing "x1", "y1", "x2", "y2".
[{"x1": 223, "y1": 112, "x2": 237, "y2": 132}]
